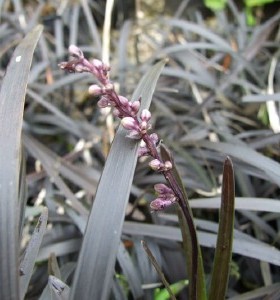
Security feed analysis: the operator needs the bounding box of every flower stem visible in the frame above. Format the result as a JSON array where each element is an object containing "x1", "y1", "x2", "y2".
[{"x1": 143, "y1": 134, "x2": 198, "y2": 299}]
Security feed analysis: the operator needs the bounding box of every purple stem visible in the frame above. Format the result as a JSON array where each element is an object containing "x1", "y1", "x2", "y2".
[{"x1": 143, "y1": 134, "x2": 198, "y2": 300}]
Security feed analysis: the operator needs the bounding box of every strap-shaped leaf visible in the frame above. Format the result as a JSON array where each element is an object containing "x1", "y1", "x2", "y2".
[
  {"x1": 0, "y1": 25, "x2": 43, "y2": 300},
  {"x1": 160, "y1": 144, "x2": 207, "y2": 300},
  {"x1": 123, "y1": 222, "x2": 280, "y2": 266},
  {"x1": 198, "y1": 141, "x2": 280, "y2": 187},
  {"x1": 209, "y1": 157, "x2": 235, "y2": 300},
  {"x1": 70, "y1": 59, "x2": 166, "y2": 300}
]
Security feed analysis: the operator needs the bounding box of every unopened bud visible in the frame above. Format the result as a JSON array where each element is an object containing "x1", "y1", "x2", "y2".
[
  {"x1": 75, "y1": 63, "x2": 87, "y2": 73},
  {"x1": 97, "y1": 97, "x2": 110, "y2": 108},
  {"x1": 130, "y1": 100, "x2": 141, "y2": 115},
  {"x1": 138, "y1": 146, "x2": 150, "y2": 157},
  {"x1": 58, "y1": 61, "x2": 77, "y2": 73},
  {"x1": 88, "y1": 84, "x2": 103, "y2": 96},
  {"x1": 140, "y1": 109, "x2": 151, "y2": 122},
  {"x1": 103, "y1": 63, "x2": 111, "y2": 72},
  {"x1": 113, "y1": 108, "x2": 121, "y2": 117},
  {"x1": 149, "y1": 159, "x2": 162, "y2": 171},
  {"x1": 92, "y1": 59, "x2": 103, "y2": 69},
  {"x1": 68, "y1": 45, "x2": 84, "y2": 58},
  {"x1": 140, "y1": 120, "x2": 151, "y2": 134},
  {"x1": 149, "y1": 133, "x2": 159, "y2": 144},
  {"x1": 105, "y1": 82, "x2": 114, "y2": 91},
  {"x1": 154, "y1": 183, "x2": 173, "y2": 195},
  {"x1": 121, "y1": 117, "x2": 139, "y2": 131},
  {"x1": 164, "y1": 161, "x2": 172, "y2": 170},
  {"x1": 119, "y1": 96, "x2": 129, "y2": 107},
  {"x1": 150, "y1": 198, "x2": 173, "y2": 211}
]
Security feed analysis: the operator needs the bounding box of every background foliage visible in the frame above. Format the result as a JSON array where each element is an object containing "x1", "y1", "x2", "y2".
[{"x1": 0, "y1": 0, "x2": 280, "y2": 299}]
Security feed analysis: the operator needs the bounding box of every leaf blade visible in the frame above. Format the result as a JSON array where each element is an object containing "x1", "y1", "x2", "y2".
[
  {"x1": 70, "y1": 59, "x2": 166, "y2": 300},
  {"x1": 209, "y1": 157, "x2": 235, "y2": 300},
  {"x1": 0, "y1": 25, "x2": 43, "y2": 300}
]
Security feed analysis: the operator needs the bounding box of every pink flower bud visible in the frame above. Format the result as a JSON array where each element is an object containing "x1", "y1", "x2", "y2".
[
  {"x1": 154, "y1": 183, "x2": 173, "y2": 195},
  {"x1": 164, "y1": 161, "x2": 172, "y2": 170},
  {"x1": 113, "y1": 108, "x2": 121, "y2": 117},
  {"x1": 59, "y1": 61, "x2": 84, "y2": 73},
  {"x1": 149, "y1": 159, "x2": 162, "y2": 171},
  {"x1": 130, "y1": 101, "x2": 141, "y2": 115},
  {"x1": 138, "y1": 146, "x2": 150, "y2": 157},
  {"x1": 97, "y1": 97, "x2": 110, "y2": 108},
  {"x1": 121, "y1": 117, "x2": 139, "y2": 131},
  {"x1": 105, "y1": 82, "x2": 114, "y2": 91},
  {"x1": 68, "y1": 45, "x2": 84, "y2": 58},
  {"x1": 150, "y1": 198, "x2": 173, "y2": 211},
  {"x1": 88, "y1": 84, "x2": 103, "y2": 96},
  {"x1": 103, "y1": 63, "x2": 111, "y2": 72},
  {"x1": 75, "y1": 63, "x2": 87, "y2": 73},
  {"x1": 140, "y1": 109, "x2": 151, "y2": 122},
  {"x1": 92, "y1": 59, "x2": 103, "y2": 69},
  {"x1": 139, "y1": 121, "x2": 151, "y2": 135},
  {"x1": 149, "y1": 133, "x2": 159, "y2": 144},
  {"x1": 119, "y1": 96, "x2": 129, "y2": 107},
  {"x1": 139, "y1": 121, "x2": 148, "y2": 131}
]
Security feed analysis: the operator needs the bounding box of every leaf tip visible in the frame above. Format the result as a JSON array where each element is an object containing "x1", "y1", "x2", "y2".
[{"x1": 224, "y1": 156, "x2": 233, "y2": 168}]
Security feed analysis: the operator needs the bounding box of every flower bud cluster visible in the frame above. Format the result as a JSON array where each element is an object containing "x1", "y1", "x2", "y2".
[
  {"x1": 59, "y1": 45, "x2": 110, "y2": 85},
  {"x1": 60, "y1": 45, "x2": 179, "y2": 213},
  {"x1": 113, "y1": 98, "x2": 141, "y2": 118},
  {"x1": 121, "y1": 109, "x2": 152, "y2": 139},
  {"x1": 138, "y1": 133, "x2": 159, "y2": 157},
  {"x1": 149, "y1": 159, "x2": 172, "y2": 172},
  {"x1": 150, "y1": 183, "x2": 177, "y2": 211}
]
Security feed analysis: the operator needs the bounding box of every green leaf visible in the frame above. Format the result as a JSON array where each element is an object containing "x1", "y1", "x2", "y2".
[
  {"x1": 0, "y1": 25, "x2": 43, "y2": 300},
  {"x1": 209, "y1": 157, "x2": 235, "y2": 300},
  {"x1": 246, "y1": 6, "x2": 257, "y2": 26},
  {"x1": 70, "y1": 59, "x2": 167, "y2": 300},
  {"x1": 245, "y1": 0, "x2": 277, "y2": 7},
  {"x1": 154, "y1": 280, "x2": 188, "y2": 300},
  {"x1": 204, "y1": 0, "x2": 227, "y2": 10}
]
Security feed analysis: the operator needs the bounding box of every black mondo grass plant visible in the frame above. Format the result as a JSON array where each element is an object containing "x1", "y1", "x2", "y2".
[
  {"x1": 1, "y1": 2, "x2": 280, "y2": 300},
  {"x1": 1, "y1": 31, "x2": 235, "y2": 299},
  {"x1": 56, "y1": 44, "x2": 237, "y2": 300},
  {"x1": 58, "y1": 45, "x2": 214, "y2": 300}
]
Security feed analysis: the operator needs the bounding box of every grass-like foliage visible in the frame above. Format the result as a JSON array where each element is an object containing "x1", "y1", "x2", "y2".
[{"x1": 0, "y1": 1, "x2": 280, "y2": 299}]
